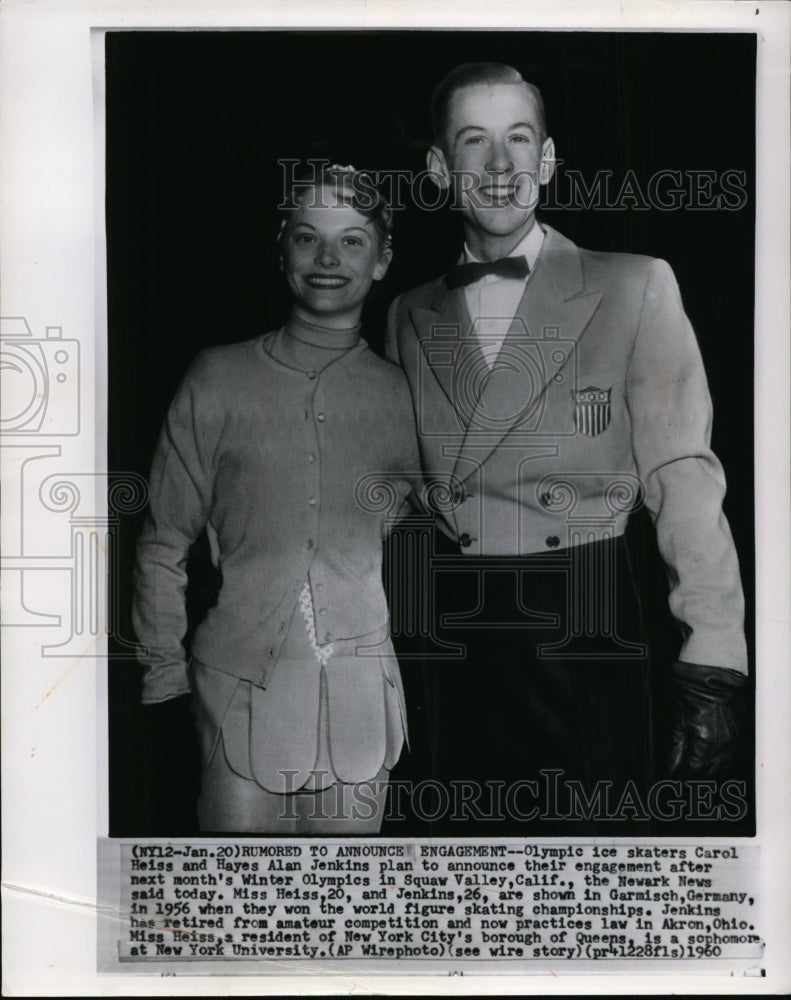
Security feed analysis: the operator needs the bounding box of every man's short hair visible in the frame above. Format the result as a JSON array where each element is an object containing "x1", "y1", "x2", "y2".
[{"x1": 431, "y1": 62, "x2": 547, "y2": 148}]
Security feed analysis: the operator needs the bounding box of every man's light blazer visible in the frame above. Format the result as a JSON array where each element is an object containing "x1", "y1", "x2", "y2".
[{"x1": 386, "y1": 224, "x2": 747, "y2": 672}]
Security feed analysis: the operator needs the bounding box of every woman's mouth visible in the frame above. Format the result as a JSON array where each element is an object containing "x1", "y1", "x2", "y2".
[{"x1": 304, "y1": 274, "x2": 351, "y2": 289}]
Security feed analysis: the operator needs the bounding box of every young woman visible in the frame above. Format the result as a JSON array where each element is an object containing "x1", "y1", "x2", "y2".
[{"x1": 133, "y1": 166, "x2": 419, "y2": 834}]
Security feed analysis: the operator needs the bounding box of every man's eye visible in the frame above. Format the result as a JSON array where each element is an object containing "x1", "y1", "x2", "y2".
[
  {"x1": 509, "y1": 134, "x2": 530, "y2": 144},
  {"x1": 463, "y1": 135, "x2": 486, "y2": 146}
]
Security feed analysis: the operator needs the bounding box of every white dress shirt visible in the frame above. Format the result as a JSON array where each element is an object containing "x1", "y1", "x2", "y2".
[{"x1": 463, "y1": 222, "x2": 546, "y2": 367}]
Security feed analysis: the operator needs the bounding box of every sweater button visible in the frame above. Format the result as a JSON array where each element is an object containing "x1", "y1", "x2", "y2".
[
  {"x1": 459, "y1": 532, "x2": 473, "y2": 548},
  {"x1": 308, "y1": 453, "x2": 316, "y2": 463},
  {"x1": 317, "y1": 413, "x2": 326, "y2": 422},
  {"x1": 308, "y1": 496, "x2": 317, "y2": 506},
  {"x1": 315, "y1": 582, "x2": 324, "y2": 591},
  {"x1": 319, "y1": 608, "x2": 328, "y2": 616},
  {"x1": 545, "y1": 535, "x2": 560, "y2": 548},
  {"x1": 308, "y1": 371, "x2": 317, "y2": 380}
]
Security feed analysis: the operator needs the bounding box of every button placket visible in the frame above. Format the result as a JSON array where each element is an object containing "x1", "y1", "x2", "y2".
[{"x1": 303, "y1": 383, "x2": 321, "y2": 540}]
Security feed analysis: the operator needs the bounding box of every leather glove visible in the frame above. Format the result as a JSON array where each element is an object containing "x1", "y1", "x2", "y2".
[{"x1": 668, "y1": 661, "x2": 747, "y2": 778}]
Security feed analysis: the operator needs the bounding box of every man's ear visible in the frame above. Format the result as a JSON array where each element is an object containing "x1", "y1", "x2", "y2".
[
  {"x1": 539, "y1": 137, "x2": 556, "y2": 186},
  {"x1": 426, "y1": 145, "x2": 451, "y2": 190},
  {"x1": 373, "y1": 245, "x2": 394, "y2": 282}
]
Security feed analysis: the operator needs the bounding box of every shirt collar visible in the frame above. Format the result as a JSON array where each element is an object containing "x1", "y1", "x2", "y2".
[{"x1": 463, "y1": 222, "x2": 545, "y2": 272}]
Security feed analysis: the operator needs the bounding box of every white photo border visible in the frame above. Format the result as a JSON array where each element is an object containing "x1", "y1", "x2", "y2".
[{"x1": 1, "y1": 1, "x2": 789, "y2": 996}]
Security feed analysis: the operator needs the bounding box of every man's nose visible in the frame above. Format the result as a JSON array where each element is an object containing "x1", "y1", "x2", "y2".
[
  {"x1": 315, "y1": 242, "x2": 340, "y2": 267},
  {"x1": 486, "y1": 141, "x2": 513, "y2": 173}
]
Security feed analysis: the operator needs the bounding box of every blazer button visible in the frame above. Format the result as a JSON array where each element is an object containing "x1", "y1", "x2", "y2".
[
  {"x1": 545, "y1": 535, "x2": 560, "y2": 548},
  {"x1": 459, "y1": 532, "x2": 473, "y2": 548},
  {"x1": 539, "y1": 492, "x2": 553, "y2": 507}
]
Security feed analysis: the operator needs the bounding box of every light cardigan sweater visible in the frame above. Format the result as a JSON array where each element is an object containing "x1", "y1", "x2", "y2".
[{"x1": 133, "y1": 316, "x2": 420, "y2": 704}]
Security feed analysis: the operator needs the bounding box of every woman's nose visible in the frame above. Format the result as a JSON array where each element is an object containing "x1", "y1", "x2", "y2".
[
  {"x1": 315, "y1": 242, "x2": 340, "y2": 267},
  {"x1": 486, "y1": 141, "x2": 513, "y2": 173}
]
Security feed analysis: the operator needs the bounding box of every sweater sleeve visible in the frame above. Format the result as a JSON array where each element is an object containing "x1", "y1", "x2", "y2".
[
  {"x1": 132, "y1": 354, "x2": 223, "y2": 703},
  {"x1": 626, "y1": 259, "x2": 747, "y2": 672},
  {"x1": 385, "y1": 295, "x2": 402, "y2": 365}
]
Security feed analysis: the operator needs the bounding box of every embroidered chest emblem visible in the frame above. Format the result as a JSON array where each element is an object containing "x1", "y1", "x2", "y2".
[{"x1": 573, "y1": 386, "x2": 612, "y2": 436}]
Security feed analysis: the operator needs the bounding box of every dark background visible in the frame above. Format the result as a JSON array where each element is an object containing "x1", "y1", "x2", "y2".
[{"x1": 106, "y1": 30, "x2": 756, "y2": 836}]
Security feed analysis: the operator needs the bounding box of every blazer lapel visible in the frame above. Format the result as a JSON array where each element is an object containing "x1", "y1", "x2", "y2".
[
  {"x1": 408, "y1": 280, "x2": 489, "y2": 483},
  {"x1": 453, "y1": 226, "x2": 603, "y2": 479},
  {"x1": 409, "y1": 279, "x2": 483, "y2": 410}
]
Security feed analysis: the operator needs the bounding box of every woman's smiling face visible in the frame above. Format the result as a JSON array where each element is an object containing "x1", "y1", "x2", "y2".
[{"x1": 282, "y1": 186, "x2": 392, "y2": 328}]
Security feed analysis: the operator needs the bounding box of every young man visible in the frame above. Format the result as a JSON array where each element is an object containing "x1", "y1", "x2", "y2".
[{"x1": 386, "y1": 62, "x2": 748, "y2": 832}]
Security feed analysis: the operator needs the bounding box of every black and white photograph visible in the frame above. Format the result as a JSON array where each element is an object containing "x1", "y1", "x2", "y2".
[
  {"x1": 108, "y1": 29, "x2": 756, "y2": 840},
  {"x1": 1, "y1": 0, "x2": 790, "y2": 994}
]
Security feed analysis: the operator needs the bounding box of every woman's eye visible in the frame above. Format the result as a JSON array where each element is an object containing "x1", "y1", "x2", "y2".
[
  {"x1": 342, "y1": 237, "x2": 363, "y2": 247},
  {"x1": 293, "y1": 232, "x2": 315, "y2": 244}
]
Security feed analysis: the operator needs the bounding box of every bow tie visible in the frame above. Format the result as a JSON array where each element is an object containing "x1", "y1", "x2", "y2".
[{"x1": 445, "y1": 255, "x2": 529, "y2": 289}]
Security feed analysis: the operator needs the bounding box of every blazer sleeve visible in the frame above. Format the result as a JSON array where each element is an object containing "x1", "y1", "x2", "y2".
[
  {"x1": 132, "y1": 354, "x2": 223, "y2": 703},
  {"x1": 626, "y1": 259, "x2": 747, "y2": 672}
]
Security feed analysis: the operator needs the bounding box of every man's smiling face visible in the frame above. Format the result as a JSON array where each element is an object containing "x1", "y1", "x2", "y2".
[{"x1": 429, "y1": 82, "x2": 555, "y2": 258}]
